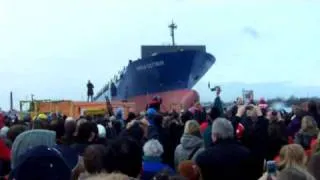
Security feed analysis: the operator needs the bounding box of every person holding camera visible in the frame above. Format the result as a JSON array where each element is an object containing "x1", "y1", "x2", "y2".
[{"x1": 235, "y1": 104, "x2": 269, "y2": 180}]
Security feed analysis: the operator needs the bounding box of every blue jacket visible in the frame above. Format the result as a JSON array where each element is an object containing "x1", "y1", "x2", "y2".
[{"x1": 141, "y1": 156, "x2": 174, "y2": 180}]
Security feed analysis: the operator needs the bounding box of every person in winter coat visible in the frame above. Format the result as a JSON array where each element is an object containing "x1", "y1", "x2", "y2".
[
  {"x1": 295, "y1": 116, "x2": 319, "y2": 150},
  {"x1": 142, "y1": 139, "x2": 174, "y2": 180},
  {"x1": 196, "y1": 118, "x2": 253, "y2": 180},
  {"x1": 203, "y1": 106, "x2": 222, "y2": 148},
  {"x1": 203, "y1": 90, "x2": 223, "y2": 149},
  {"x1": 266, "y1": 110, "x2": 288, "y2": 160},
  {"x1": 174, "y1": 120, "x2": 204, "y2": 168},
  {"x1": 233, "y1": 105, "x2": 269, "y2": 180},
  {"x1": 287, "y1": 106, "x2": 305, "y2": 138}
]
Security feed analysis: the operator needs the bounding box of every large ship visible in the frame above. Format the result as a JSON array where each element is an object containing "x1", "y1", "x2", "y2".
[{"x1": 94, "y1": 22, "x2": 216, "y2": 112}]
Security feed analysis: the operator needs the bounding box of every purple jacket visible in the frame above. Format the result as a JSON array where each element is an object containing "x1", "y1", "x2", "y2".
[{"x1": 287, "y1": 116, "x2": 301, "y2": 137}]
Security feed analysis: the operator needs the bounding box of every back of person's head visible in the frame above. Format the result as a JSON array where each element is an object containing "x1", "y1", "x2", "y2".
[
  {"x1": 127, "y1": 112, "x2": 136, "y2": 123},
  {"x1": 10, "y1": 145, "x2": 71, "y2": 180},
  {"x1": 11, "y1": 129, "x2": 56, "y2": 169},
  {"x1": 301, "y1": 116, "x2": 318, "y2": 133},
  {"x1": 181, "y1": 111, "x2": 193, "y2": 125},
  {"x1": 307, "y1": 153, "x2": 320, "y2": 180},
  {"x1": 184, "y1": 120, "x2": 201, "y2": 137},
  {"x1": 77, "y1": 121, "x2": 98, "y2": 144},
  {"x1": 211, "y1": 117, "x2": 234, "y2": 142},
  {"x1": 7, "y1": 124, "x2": 28, "y2": 143},
  {"x1": 126, "y1": 122, "x2": 144, "y2": 142},
  {"x1": 307, "y1": 101, "x2": 318, "y2": 114},
  {"x1": 154, "y1": 114, "x2": 163, "y2": 127},
  {"x1": 116, "y1": 108, "x2": 124, "y2": 120},
  {"x1": 178, "y1": 160, "x2": 200, "y2": 180},
  {"x1": 32, "y1": 114, "x2": 50, "y2": 129},
  {"x1": 112, "y1": 120, "x2": 123, "y2": 135},
  {"x1": 74, "y1": 118, "x2": 87, "y2": 136},
  {"x1": 146, "y1": 108, "x2": 157, "y2": 120},
  {"x1": 143, "y1": 139, "x2": 163, "y2": 157},
  {"x1": 83, "y1": 144, "x2": 107, "y2": 174},
  {"x1": 104, "y1": 137, "x2": 142, "y2": 178},
  {"x1": 278, "y1": 167, "x2": 315, "y2": 180},
  {"x1": 209, "y1": 106, "x2": 221, "y2": 124},
  {"x1": 64, "y1": 118, "x2": 76, "y2": 136},
  {"x1": 49, "y1": 119, "x2": 65, "y2": 142},
  {"x1": 279, "y1": 144, "x2": 306, "y2": 170}
]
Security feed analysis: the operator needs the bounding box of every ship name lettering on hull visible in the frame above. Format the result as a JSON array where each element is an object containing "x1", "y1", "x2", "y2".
[{"x1": 136, "y1": 61, "x2": 165, "y2": 71}]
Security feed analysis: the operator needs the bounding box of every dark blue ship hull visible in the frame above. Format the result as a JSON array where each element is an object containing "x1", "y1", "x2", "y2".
[{"x1": 94, "y1": 50, "x2": 215, "y2": 111}]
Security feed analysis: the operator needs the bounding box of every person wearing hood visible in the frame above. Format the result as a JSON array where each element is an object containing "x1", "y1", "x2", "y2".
[
  {"x1": 9, "y1": 145, "x2": 71, "y2": 180},
  {"x1": 174, "y1": 120, "x2": 204, "y2": 168},
  {"x1": 146, "y1": 108, "x2": 160, "y2": 140},
  {"x1": 295, "y1": 116, "x2": 319, "y2": 150},
  {"x1": 11, "y1": 129, "x2": 56, "y2": 170},
  {"x1": 115, "y1": 108, "x2": 125, "y2": 128}
]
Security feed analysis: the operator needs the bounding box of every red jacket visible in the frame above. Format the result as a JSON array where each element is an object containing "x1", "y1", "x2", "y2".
[
  {"x1": 200, "y1": 122, "x2": 208, "y2": 134},
  {"x1": 0, "y1": 139, "x2": 10, "y2": 161}
]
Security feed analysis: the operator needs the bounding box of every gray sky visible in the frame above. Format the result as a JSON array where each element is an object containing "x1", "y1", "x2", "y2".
[{"x1": 1, "y1": 0, "x2": 320, "y2": 110}]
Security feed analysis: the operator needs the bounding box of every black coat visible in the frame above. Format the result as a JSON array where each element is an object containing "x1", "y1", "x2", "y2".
[
  {"x1": 239, "y1": 116, "x2": 269, "y2": 179},
  {"x1": 267, "y1": 121, "x2": 288, "y2": 160},
  {"x1": 196, "y1": 139, "x2": 254, "y2": 180}
]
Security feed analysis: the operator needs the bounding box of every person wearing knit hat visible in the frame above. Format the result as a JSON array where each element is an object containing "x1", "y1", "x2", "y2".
[
  {"x1": 32, "y1": 113, "x2": 49, "y2": 129},
  {"x1": 258, "y1": 97, "x2": 268, "y2": 110},
  {"x1": 11, "y1": 129, "x2": 56, "y2": 169},
  {"x1": 174, "y1": 120, "x2": 204, "y2": 168}
]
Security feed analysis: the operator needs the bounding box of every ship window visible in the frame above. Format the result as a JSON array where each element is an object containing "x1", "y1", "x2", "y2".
[{"x1": 194, "y1": 75, "x2": 199, "y2": 81}]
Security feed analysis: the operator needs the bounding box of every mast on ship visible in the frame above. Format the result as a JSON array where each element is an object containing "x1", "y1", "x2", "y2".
[{"x1": 168, "y1": 21, "x2": 177, "y2": 46}]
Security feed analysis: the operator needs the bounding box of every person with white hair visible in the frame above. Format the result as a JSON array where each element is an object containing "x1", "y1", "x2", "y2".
[
  {"x1": 96, "y1": 124, "x2": 107, "y2": 144},
  {"x1": 0, "y1": 126, "x2": 9, "y2": 139},
  {"x1": 141, "y1": 139, "x2": 174, "y2": 180},
  {"x1": 195, "y1": 118, "x2": 253, "y2": 180}
]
